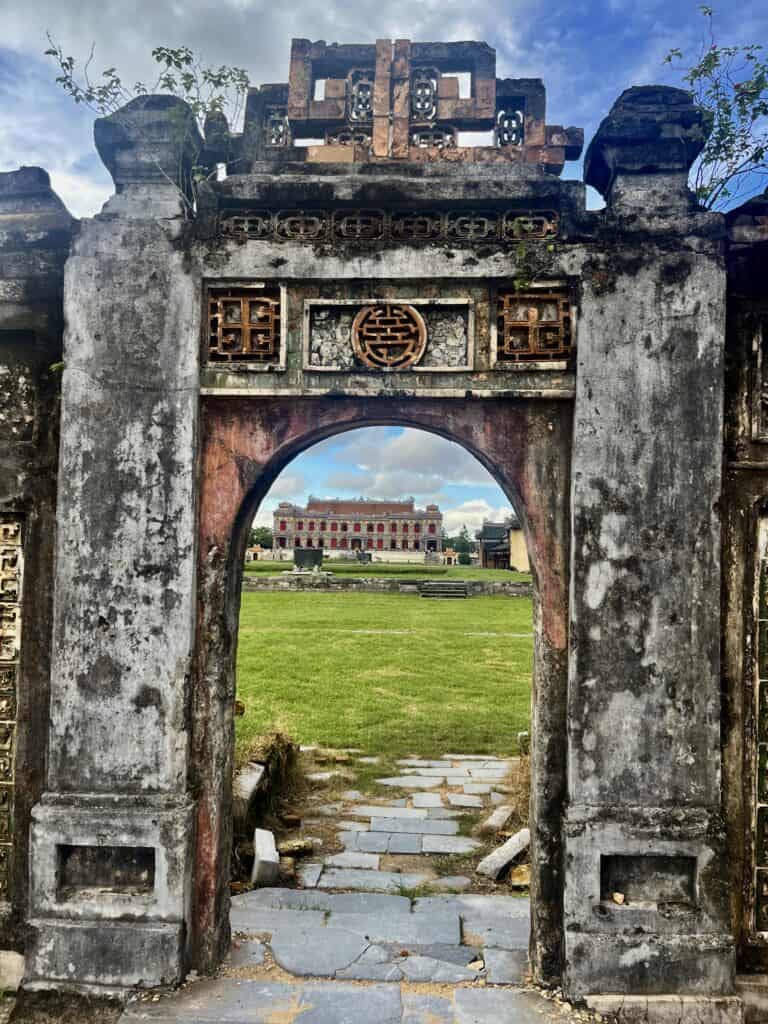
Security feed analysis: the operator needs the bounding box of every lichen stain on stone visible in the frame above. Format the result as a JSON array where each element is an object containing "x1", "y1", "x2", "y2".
[
  {"x1": 75, "y1": 652, "x2": 122, "y2": 698},
  {"x1": 132, "y1": 685, "x2": 163, "y2": 714}
]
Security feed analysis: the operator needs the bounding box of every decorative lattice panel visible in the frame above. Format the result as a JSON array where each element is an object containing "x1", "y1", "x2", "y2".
[
  {"x1": 0, "y1": 519, "x2": 21, "y2": 903},
  {"x1": 497, "y1": 290, "x2": 573, "y2": 363},
  {"x1": 208, "y1": 288, "x2": 281, "y2": 364}
]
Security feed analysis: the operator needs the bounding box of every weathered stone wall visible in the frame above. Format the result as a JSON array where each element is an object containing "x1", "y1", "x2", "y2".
[
  {"x1": 26, "y1": 139, "x2": 201, "y2": 985},
  {"x1": 0, "y1": 168, "x2": 72, "y2": 949},
  {"x1": 565, "y1": 88, "x2": 731, "y2": 999},
  {"x1": 720, "y1": 192, "x2": 768, "y2": 974},
  {"x1": 241, "y1": 573, "x2": 533, "y2": 596}
]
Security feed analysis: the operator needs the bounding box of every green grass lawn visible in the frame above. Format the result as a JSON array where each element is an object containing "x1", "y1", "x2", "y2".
[
  {"x1": 244, "y1": 560, "x2": 530, "y2": 583},
  {"x1": 235, "y1": 591, "x2": 533, "y2": 761}
]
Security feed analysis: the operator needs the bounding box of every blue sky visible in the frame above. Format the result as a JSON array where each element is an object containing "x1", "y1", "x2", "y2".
[{"x1": 1, "y1": 0, "x2": 765, "y2": 531}]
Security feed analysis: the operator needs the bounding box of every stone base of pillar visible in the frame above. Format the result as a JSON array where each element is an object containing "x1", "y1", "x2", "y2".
[
  {"x1": 25, "y1": 919, "x2": 185, "y2": 993},
  {"x1": 735, "y1": 976, "x2": 768, "y2": 1024},
  {"x1": 25, "y1": 794, "x2": 193, "y2": 992}
]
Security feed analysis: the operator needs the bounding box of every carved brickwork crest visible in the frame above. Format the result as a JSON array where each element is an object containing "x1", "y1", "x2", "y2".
[{"x1": 351, "y1": 304, "x2": 427, "y2": 370}]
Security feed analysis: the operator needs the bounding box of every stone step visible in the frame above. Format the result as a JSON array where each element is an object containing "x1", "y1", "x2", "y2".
[
  {"x1": 316, "y1": 867, "x2": 431, "y2": 892},
  {"x1": 119, "y1": 977, "x2": 547, "y2": 1023},
  {"x1": 418, "y1": 582, "x2": 469, "y2": 598},
  {"x1": 377, "y1": 775, "x2": 444, "y2": 789},
  {"x1": 369, "y1": 817, "x2": 459, "y2": 836}
]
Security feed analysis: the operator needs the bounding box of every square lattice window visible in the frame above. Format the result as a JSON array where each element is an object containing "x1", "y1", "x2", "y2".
[
  {"x1": 496, "y1": 290, "x2": 573, "y2": 365},
  {"x1": 208, "y1": 287, "x2": 282, "y2": 365}
]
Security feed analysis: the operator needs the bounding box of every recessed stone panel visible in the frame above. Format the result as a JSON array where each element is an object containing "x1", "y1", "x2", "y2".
[
  {"x1": 304, "y1": 298, "x2": 473, "y2": 372},
  {"x1": 57, "y1": 844, "x2": 155, "y2": 897},
  {"x1": 600, "y1": 854, "x2": 696, "y2": 906}
]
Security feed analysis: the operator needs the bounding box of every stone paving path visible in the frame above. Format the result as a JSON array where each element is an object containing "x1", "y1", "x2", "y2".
[
  {"x1": 120, "y1": 754, "x2": 591, "y2": 1023},
  {"x1": 298, "y1": 754, "x2": 513, "y2": 894}
]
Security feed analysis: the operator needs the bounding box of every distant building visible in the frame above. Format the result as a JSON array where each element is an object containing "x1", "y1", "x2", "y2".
[
  {"x1": 476, "y1": 515, "x2": 530, "y2": 572},
  {"x1": 273, "y1": 497, "x2": 443, "y2": 560},
  {"x1": 442, "y1": 547, "x2": 458, "y2": 565}
]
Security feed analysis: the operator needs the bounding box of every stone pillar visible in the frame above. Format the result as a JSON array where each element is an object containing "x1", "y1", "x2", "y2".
[
  {"x1": 26, "y1": 99, "x2": 202, "y2": 991},
  {"x1": 0, "y1": 168, "x2": 73, "y2": 952},
  {"x1": 565, "y1": 87, "x2": 737, "y2": 1013}
]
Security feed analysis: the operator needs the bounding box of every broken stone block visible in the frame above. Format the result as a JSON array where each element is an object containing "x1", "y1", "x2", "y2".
[
  {"x1": 0, "y1": 950, "x2": 23, "y2": 991},
  {"x1": 232, "y1": 763, "x2": 266, "y2": 834},
  {"x1": 477, "y1": 805, "x2": 513, "y2": 835},
  {"x1": 476, "y1": 828, "x2": 531, "y2": 880},
  {"x1": 250, "y1": 828, "x2": 280, "y2": 886}
]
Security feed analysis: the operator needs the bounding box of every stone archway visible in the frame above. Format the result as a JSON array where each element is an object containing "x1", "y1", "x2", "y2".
[
  {"x1": 15, "y1": 59, "x2": 740, "y2": 1015},
  {"x1": 191, "y1": 395, "x2": 572, "y2": 982}
]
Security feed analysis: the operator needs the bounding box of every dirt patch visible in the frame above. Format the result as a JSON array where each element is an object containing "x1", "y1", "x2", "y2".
[{"x1": 9, "y1": 992, "x2": 122, "y2": 1024}]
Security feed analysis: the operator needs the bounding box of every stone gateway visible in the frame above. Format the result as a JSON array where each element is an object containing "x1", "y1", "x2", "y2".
[{"x1": 0, "y1": 34, "x2": 766, "y2": 1022}]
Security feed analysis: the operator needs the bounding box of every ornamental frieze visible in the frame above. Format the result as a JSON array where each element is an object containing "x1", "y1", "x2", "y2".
[{"x1": 219, "y1": 208, "x2": 558, "y2": 245}]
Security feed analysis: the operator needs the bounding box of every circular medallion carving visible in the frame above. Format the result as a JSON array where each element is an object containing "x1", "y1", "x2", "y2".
[{"x1": 351, "y1": 303, "x2": 427, "y2": 370}]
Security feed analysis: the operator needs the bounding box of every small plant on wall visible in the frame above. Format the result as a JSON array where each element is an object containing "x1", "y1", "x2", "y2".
[
  {"x1": 44, "y1": 38, "x2": 249, "y2": 208},
  {"x1": 665, "y1": 5, "x2": 768, "y2": 209}
]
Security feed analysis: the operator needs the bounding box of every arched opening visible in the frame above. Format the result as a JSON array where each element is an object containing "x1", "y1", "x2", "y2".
[
  {"x1": 235, "y1": 423, "x2": 529, "y2": 756},
  {"x1": 191, "y1": 395, "x2": 571, "y2": 985}
]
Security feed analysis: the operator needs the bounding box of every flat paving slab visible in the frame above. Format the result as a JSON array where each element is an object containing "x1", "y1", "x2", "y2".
[
  {"x1": 120, "y1": 978, "x2": 403, "y2": 1022},
  {"x1": 340, "y1": 830, "x2": 389, "y2": 852},
  {"x1": 377, "y1": 775, "x2": 444, "y2": 788},
  {"x1": 411, "y1": 792, "x2": 444, "y2": 807},
  {"x1": 270, "y1": 925, "x2": 368, "y2": 976},
  {"x1": 422, "y1": 835, "x2": 481, "y2": 855},
  {"x1": 298, "y1": 862, "x2": 323, "y2": 887},
  {"x1": 370, "y1": 817, "x2": 458, "y2": 835},
  {"x1": 230, "y1": 906, "x2": 326, "y2": 936},
  {"x1": 446, "y1": 793, "x2": 483, "y2": 808},
  {"x1": 226, "y1": 940, "x2": 266, "y2": 968},
  {"x1": 387, "y1": 833, "x2": 423, "y2": 854},
  {"x1": 204, "y1": 756, "x2": 542, "y2": 1023},
  {"x1": 326, "y1": 892, "x2": 412, "y2": 914},
  {"x1": 324, "y1": 851, "x2": 381, "y2": 869},
  {"x1": 234, "y1": 888, "x2": 332, "y2": 911},
  {"x1": 402, "y1": 993, "x2": 453, "y2": 1024},
  {"x1": 454, "y1": 987, "x2": 547, "y2": 1024},
  {"x1": 350, "y1": 805, "x2": 429, "y2": 820},
  {"x1": 121, "y1": 976, "x2": 555, "y2": 1024},
  {"x1": 329, "y1": 911, "x2": 460, "y2": 945},
  {"x1": 317, "y1": 867, "x2": 430, "y2": 892},
  {"x1": 484, "y1": 947, "x2": 529, "y2": 984}
]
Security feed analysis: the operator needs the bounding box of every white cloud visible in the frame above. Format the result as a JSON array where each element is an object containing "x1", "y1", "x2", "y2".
[
  {"x1": 443, "y1": 499, "x2": 512, "y2": 537},
  {"x1": 333, "y1": 428, "x2": 498, "y2": 493},
  {"x1": 269, "y1": 472, "x2": 307, "y2": 499}
]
